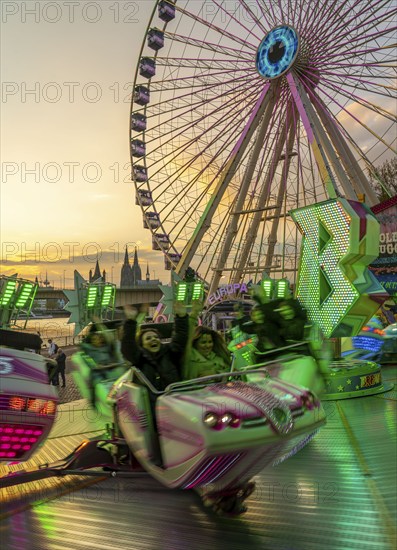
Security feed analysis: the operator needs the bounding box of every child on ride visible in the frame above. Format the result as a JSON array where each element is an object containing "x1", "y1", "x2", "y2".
[{"x1": 121, "y1": 302, "x2": 189, "y2": 391}]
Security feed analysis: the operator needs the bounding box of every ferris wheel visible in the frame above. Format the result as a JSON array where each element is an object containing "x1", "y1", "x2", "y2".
[{"x1": 130, "y1": 0, "x2": 396, "y2": 294}]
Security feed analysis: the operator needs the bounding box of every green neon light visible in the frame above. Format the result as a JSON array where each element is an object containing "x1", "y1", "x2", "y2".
[
  {"x1": 15, "y1": 283, "x2": 34, "y2": 308},
  {"x1": 86, "y1": 286, "x2": 98, "y2": 308},
  {"x1": 261, "y1": 279, "x2": 273, "y2": 298},
  {"x1": 0, "y1": 280, "x2": 17, "y2": 306},
  {"x1": 276, "y1": 280, "x2": 288, "y2": 299},
  {"x1": 192, "y1": 282, "x2": 204, "y2": 301},
  {"x1": 101, "y1": 286, "x2": 113, "y2": 307},
  {"x1": 176, "y1": 283, "x2": 188, "y2": 301}
]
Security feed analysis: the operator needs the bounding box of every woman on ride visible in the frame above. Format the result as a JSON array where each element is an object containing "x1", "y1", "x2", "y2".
[
  {"x1": 121, "y1": 302, "x2": 189, "y2": 391},
  {"x1": 183, "y1": 325, "x2": 232, "y2": 380}
]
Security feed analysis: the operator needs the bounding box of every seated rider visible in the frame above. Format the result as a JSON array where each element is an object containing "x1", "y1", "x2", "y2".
[
  {"x1": 121, "y1": 302, "x2": 189, "y2": 392},
  {"x1": 81, "y1": 322, "x2": 122, "y2": 366},
  {"x1": 79, "y1": 319, "x2": 124, "y2": 407},
  {"x1": 182, "y1": 300, "x2": 232, "y2": 380},
  {"x1": 239, "y1": 288, "x2": 308, "y2": 357},
  {"x1": 184, "y1": 325, "x2": 232, "y2": 380}
]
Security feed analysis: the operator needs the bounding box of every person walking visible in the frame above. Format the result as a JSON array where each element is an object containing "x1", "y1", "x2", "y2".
[{"x1": 55, "y1": 348, "x2": 67, "y2": 387}]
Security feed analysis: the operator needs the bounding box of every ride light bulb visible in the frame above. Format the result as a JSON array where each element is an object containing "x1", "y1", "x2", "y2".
[
  {"x1": 203, "y1": 412, "x2": 218, "y2": 428},
  {"x1": 221, "y1": 413, "x2": 233, "y2": 425}
]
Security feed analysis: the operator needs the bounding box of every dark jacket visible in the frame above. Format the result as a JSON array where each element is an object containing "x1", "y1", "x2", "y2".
[
  {"x1": 121, "y1": 315, "x2": 189, "y2": 391},
  {"x1": 56, "y1": 351, "x2": 67, "y2": 370},
  {"x1": 241, "y1": 299, "x2": 307, "y2": 351}
]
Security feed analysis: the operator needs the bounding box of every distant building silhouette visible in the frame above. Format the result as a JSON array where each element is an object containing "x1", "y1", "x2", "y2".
[
  {"x1": 89, "y1": 260, "x2": 106, "y2": 283},
  {"x1": 120, "y1": 246, "x2": 159, "y2": 287}
]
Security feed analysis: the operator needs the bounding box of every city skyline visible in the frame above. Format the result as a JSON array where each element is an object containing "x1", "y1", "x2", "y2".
[{"x1": 1, "y1": 2, "x2": 164, "y2": 286}]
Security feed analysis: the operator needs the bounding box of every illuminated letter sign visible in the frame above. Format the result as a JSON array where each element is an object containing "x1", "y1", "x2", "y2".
[
  {"x1": 207, "y1": 283, "x2": 248, "y2": 306},
  {"x1": 291, "y1": 198, "x2": 388, "y2": 337}
]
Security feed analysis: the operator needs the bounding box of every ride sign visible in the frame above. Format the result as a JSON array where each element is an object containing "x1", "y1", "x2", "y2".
[
  {"x1": 207, "y1": 283, "x2": 249, "y2": 306},
  {"x1": 291, "y1": 198, "x2": 388, "y2": 338}
]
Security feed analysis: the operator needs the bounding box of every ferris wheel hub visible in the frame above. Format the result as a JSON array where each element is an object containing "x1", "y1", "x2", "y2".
[{"x1": 256, "y1": 26, "x2": 299, "y2": 79}]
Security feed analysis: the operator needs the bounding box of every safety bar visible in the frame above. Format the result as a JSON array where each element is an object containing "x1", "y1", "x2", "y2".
[
  {"x1": 164, "y1": 365, "x2": 276, "y2": 393},
  {"x1": 129, "y1": 366, "x2": 163, "y2": 395}
]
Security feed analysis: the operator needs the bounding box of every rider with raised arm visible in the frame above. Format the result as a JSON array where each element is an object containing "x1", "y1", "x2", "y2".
[
  {"x1": 183, "y1": 300, "x2": 232, "y2": 380},
  {"x1": 121, "y1": 302, "x2": 189, "y2": 391}
]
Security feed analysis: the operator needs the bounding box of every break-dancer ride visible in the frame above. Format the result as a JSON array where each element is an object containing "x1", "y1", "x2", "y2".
[{"x1": 0, "y1": 333, "x2": 326, "y2": 515}]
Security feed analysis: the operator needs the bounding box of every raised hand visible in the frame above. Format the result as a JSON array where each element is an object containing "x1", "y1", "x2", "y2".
[
  {"x1": 190, "y1": 299, "x2": 204, "y2": 318},
  {"x1": 174, "y1": 300, "x2": 187, "y2": 317},
  {"x1": 123, "y1": 304, "x2": 139, "y2": 320}
]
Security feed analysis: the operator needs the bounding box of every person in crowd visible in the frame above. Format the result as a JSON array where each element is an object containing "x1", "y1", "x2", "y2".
[
  {"x1": 55, "y1": 347, "x2": 67, "y2": 387},
  {"x1": 121, "y1": 302, "x2": 188, "y2": 391},
  {"x1": 47, "y1": 338, "x2": 58, "y2": 358},
  {"x1": 184, "y1": 325, "x2": 232, "y2": 380}
]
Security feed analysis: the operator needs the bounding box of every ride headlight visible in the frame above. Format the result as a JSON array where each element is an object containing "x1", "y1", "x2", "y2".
[
  {"x1": 221, "y1": 413, "x2": 233, "y2": 425},
  {"x1": 203, "y1": 412, "x2": 218, "y2": 428},
  {"x1": 203, "y1": 412, "x2": 241, "y2": 429}
]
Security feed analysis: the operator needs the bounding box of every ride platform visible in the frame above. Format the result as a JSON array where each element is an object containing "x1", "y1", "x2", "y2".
[
  {"x1": 1, "y1": 366, "x2": 396, "y2": 550},
  {"x1": 322, "y1": 358, "x2": 394, "y2": 400}
]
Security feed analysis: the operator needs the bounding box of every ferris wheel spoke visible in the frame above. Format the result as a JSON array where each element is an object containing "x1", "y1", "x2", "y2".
[
  {"x1": 146, "y1": 86, "x2": 263, "y2": 179},
  {"x1": 307, "y1": 64, "x2": 396, "y2": 102},
  {"x1": 147, "y1": 95, "x2": 264, "y2": 225},
  {"x1": 311, "y1": 0, "x2": 393, "y2": 51},
  {"x1": 145, "y1": 72, "x2": 263, "y2": 121},
  {"x1": 298, "y1": 72, "x2": 397, "y2": 155},
  {"x1": 210, "y1": 0, "x2": 262, "y2": 42},
  {"x1": 306, "y1": 72, "x2": 395, "y2": 150},
  {"x1": 334, "y1": 1, "x2": 395, "y2": 42},
  {"x1": 163, "y1": 31, "x2": 253, "y2": 60},
  {"x1": 238, "y1": 1, "x2": 269, "y2": 34},
  {"x1": 147, "y1": 66, "x2": 260, "y2": 93},
  {"x1": 176, "y1": 82, "x2": 277, "y2": 275},
  {"x1": 300, "y1": 0, "x2": 342, "y2": 39},
  {"x1": 154, "y1": 56, "x2": 259, "y2": 71},
  {"x1": 156, "y1": 138, "x2": 256, "y2": 236},
  {"x1": 174, "y1": 3, "x2": 258, "y2": 51},
  {"x1": 318, "y1": 71, "x2": 396, "y2": 103},
  {"x1": 313, "y1": 27, "x2": 397, "y2": 63},
  {"x1": 143, "y1": 78, "x2": 263, "y2": 147}
]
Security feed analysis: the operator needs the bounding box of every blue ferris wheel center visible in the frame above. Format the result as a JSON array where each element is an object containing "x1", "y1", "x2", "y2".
[{"x1": 256, "y1": 26, "x2": 299, "y2": 79}]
